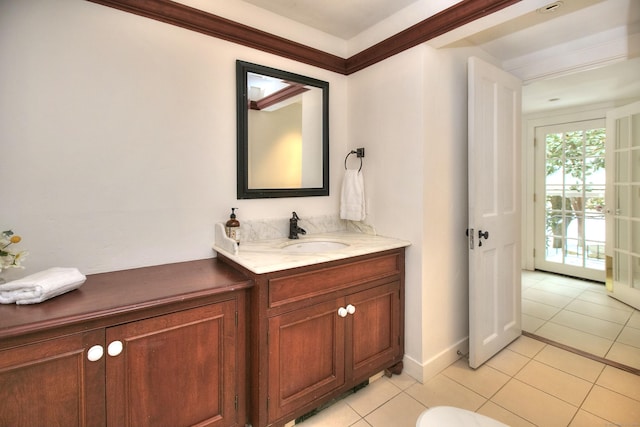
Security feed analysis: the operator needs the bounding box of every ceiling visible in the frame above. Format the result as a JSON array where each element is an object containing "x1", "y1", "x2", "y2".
[
  {"x1": 241, "y1": 0, "x2": 640, "y2": 114},
  {"x1": 241, "y1": 0, "x2": 418, "y2": 40}
]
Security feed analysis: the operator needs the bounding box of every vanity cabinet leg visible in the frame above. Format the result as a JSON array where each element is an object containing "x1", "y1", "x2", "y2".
[{"x1": 384, "y1": 361, "x2": 403, "y2": 377}]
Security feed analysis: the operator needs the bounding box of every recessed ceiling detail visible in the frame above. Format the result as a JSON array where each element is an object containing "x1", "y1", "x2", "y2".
[{"x1": 241, "y1": 0, "x2": 417, "y2": 39}]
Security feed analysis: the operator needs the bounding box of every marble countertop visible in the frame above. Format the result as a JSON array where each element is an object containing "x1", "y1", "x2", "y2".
[{"x1": 212, "y1": 229, "x2": 410, "y2": 274}]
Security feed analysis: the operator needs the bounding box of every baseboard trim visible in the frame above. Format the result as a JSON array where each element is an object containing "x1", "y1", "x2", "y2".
[{"x1": 403, "y1": 337, "x2": 469, "y2": 383}]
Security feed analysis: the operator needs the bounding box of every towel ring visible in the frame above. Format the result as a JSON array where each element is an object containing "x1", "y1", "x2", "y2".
[{"x1": 344, "y1": 149, "x2": 363, "y2": 172}]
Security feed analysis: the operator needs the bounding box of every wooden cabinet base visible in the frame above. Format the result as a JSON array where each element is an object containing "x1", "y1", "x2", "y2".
[
  {"x1": 385, "y1": 361, "x2": 404, "y2": 377},
  {"x1": 0, "y1": 259, "x2": 251, "y2": 427},
  {"x1": 220, "y1": 248, "x2": 405, "y2": 427}
]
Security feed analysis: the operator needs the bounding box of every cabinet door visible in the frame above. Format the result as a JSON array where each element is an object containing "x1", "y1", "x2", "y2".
[
  {"x1": 267, "y1": 299, "x2": 345, "y2": 423},
  {"x1": 0, "y1": 329, "x2": 106, "y2": 427},
  {"x1": 106, "y1": 300, "x2": 238, "y2": 427},
  {"x1": 348, "y1": 281, "x2": 401, "y2": 382}
]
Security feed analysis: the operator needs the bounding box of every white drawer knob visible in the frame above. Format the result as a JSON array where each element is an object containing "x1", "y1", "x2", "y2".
[
  {"x1": 87, "y1": 345, "x2": 104, "y2": 362},
  {"x1": 346, "y1": 304, "x2": 356, "y2": 315},
  {"x1": 108, "y1": 340, "x2": 124, "y2": 357},
  {"x1": 337, "y1": 307, "x2": 348, "y2": 318}
]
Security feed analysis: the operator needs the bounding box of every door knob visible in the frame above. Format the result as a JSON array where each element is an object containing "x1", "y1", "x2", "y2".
[
  {"x1": 337, "y1": 307, "x2": 348, "y2": 318},
  {"x1": 346, "y1": 304, "x2": 356, "y2": 315},
  {"x1": 478, "y1": 230, "x2": 489, "y2": 246}
]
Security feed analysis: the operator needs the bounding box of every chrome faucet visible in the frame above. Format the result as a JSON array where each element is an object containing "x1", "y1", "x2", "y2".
[{"x1": 288, "y1": 211, "x2": 306, "y2": 239}]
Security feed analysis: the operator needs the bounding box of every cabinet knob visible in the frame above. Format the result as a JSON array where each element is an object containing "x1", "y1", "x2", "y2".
[
  {"x1": 346, "y1": 304, "x2": 356, "y2": 315},
  {"x1": 108, "y1": 340, "x2": 124, "y2": 357},
  {"x1": 337, "y1": 307, "x2": 348, "y2": 318},
  {"x1": 87, "y1": 345, "x2": 104, "y2": 362}
]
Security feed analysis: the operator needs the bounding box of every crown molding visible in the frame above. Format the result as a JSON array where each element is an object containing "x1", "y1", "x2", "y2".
[
  {"x1": 87, "y1": 0, "x2": 519, "y2": 75},
  {"x1": 344, "y1": 0, "x2": 519, "y2": 74},
  {"x1": 86, "y1": 0, "x2": 346, "y2": 73}
]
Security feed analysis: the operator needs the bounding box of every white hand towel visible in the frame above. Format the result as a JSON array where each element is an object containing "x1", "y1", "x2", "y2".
[
  {"x1": 0, "y1": 267, "x2": 86, "y2": 305},
  {"x1": 340, "y1": 169, "x2": 366, "y2": 221}
]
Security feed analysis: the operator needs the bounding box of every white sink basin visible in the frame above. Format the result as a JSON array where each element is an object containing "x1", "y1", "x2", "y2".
[{"x1": 282, "y1": 240, "x2": 349, "y2": 253}]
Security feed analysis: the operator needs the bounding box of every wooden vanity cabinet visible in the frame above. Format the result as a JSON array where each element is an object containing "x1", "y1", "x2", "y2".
[
  {"x1": 220, "y1": 248, "x2": 405, "y2": 427},
  {"x1": 106, "y1": 300, "x2": 240, "y2": 427},
  {"x1": 267, "y1": 280, "x2": 401, "y2": 422},
  {"x1": 0, "y1": 259, "x2": 251, "y2": 427},
  {"x1": 0, "y1": 329, "x2": 106, "y2": 427}
]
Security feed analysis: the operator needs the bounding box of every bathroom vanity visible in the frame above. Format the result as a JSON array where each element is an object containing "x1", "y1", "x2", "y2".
[
  {"x1": 0, "y1": 229, "x2": 408, "y2": 427},
  {"x1": 0, "y1": 259, "x2": 251, "y2": 427},
  {"x1": 214, "y1": 229, "x2": 409, "y2": 427}
]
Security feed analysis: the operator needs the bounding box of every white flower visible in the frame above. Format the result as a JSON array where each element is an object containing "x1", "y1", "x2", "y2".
[{"x1": 1, "y1": 230, "x2": 28, "y2": 271}]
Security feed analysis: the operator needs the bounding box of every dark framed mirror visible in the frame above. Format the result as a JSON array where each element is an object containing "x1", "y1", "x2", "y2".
[{"x1": 236, "y1": 60, "x2": 329, "y2": 199}]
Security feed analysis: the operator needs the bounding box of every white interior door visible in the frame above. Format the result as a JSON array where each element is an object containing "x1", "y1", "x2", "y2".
[
  {"x1": 468, "y1": 56, "x2": 522, "y2": 369},
  {"x1": 605, "y1": 100, "x2": 640, "y2": 310}
]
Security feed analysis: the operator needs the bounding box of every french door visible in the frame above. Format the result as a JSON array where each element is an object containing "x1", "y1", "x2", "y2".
[
  {"x1": 534, "y1": 119, "x2": 606, "y2": 282},
  {"x1": 605, "y1": 101, "x2": 640, "y2": 310}
]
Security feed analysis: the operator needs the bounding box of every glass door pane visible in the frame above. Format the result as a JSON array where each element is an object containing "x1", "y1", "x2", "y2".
[
  {"x1": 606, "y1": 102, "x2": 640, "y2": 309},
  {"x1": 535, "y1": 119, "x2": 606, "y2": 281}
]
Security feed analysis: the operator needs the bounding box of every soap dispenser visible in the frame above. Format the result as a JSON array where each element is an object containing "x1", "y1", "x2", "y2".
[{"x1": 225, "y1": 208, "x2": 240, "y2": 245}]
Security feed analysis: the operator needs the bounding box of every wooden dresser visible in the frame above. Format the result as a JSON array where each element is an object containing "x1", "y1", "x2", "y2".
[{"x1": 0, "y1": 258, "x2": 252, "y2": 427}]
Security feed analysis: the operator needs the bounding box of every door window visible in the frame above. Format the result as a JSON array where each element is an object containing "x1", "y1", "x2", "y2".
[{"x1": 535, "y1": 119, "x2": 606, "y2": 281}]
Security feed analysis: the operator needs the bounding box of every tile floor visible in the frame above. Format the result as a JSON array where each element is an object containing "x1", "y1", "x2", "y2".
[
  {"x1": 522, "y1": 270, "x2": 640, "y2": 371},
  {"x1": 295, "y1": 335, "x2": 640, "y2": 427}
]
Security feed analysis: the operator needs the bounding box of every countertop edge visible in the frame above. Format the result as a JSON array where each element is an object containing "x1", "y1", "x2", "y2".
[
  {"x1": 213, "y1": 232, "x2": 411, "y2": 274},
  {"x1": 0, "y1": 258, "x2": 253, "y2": 343}
]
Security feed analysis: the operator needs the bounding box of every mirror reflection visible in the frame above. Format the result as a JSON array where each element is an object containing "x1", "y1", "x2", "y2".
[{"x1": 236, "y1": 61, "x2": 329, "y2": 199}]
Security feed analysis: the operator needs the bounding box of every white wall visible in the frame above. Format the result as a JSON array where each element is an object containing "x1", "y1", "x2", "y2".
[
  {"x1": 418, "y1": 46, "x2": 473, "y2": 378},
  {"x1": 347, "y1": 47, "x2": 426, "y2": 376},
  {"x1": 0, "y1": 0, "x2": 348, "y2": 277}
]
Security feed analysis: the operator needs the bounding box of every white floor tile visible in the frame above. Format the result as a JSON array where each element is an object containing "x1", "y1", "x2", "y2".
[
  {"x1": 549, "y1": 309, "x2": 624, "y2": 340},
  {"x1": 627, "y1": 310, "x2": 640, "y2": 329},
  {"x1": 605, "y1": 341, "x2": 640, "y2": 370},
  {"x1": 522, "y1": 313, "x2": 545, "y2": 333},
  {"x1": 532, "y1": 281, "x2": 585, "y2": 297},
  {"x1": 522, "y1": 299, "x2": 561, "y2": 320},
  {"x1": 344, "y1": 377, "x2": 401, "y2": 417},
  {"x1": 616, "y1": 325, "x2": 640, "y2": 349},
  {"x1": 577, "y1": 289, "x2": 636, "y2": 311},
  {"x1": 533, "y1": 344, "x2": 604, "y2": 382},
  {"x1": 539, "y1": 275, "x2": 593, "y2": 289},
  {"x1": 507, "y1": 335, "x2": 546, "y2": 358},
  {"x1": 535, "y1": 322, "x2": 613, "y2": 357},
  {"x1": 563, "y1": 299, "x2": 632, "y2": 324},
  {"x1": 514, "y1": 360, "x2": 592, "y2": 406},
  {"x1": 596, "y1": 365, "x2": 640, "y2": 401},
  {"x1": 295, "y1": 400, "x2": 361, "y2": 427},
  {"x1": 491, "y1": 379, "x2": 578, "y2": 427},
  {"x1": 522, "y1": 288, "x2": 573, "y2": 308},
  {"x1": 363, "y1": 393, "x2": 426, "y2": 427},
  {"x1": 405, "y1": 374, "x2": 486, "y2": 412}
]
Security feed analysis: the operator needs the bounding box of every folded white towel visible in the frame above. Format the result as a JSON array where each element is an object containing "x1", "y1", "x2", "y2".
[
  {"x1": 0, "y1": 267, "x2": 86, "y2": 305},
  {"x1": 340, "y1": 169, "x2": 366, "y2": 221}
]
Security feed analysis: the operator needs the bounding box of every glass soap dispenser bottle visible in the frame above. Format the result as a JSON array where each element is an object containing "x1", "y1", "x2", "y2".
[{"x1": 225, "y1": 208, "x2": 240, "y2": 245}]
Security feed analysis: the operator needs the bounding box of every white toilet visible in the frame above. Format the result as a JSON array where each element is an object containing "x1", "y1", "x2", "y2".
[{"x1": 416, "y1": 406, "x2": 509, "y2": 427}]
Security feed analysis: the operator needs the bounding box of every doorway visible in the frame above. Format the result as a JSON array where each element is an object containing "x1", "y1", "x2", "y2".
[{"x1": 534, "y1": 119, "x2": 606, "y2": 282}]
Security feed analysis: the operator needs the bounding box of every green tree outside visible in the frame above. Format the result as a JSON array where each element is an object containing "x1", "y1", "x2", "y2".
[{"x1": 544, "y1": 128, "x2": 605, "y2": 260}]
